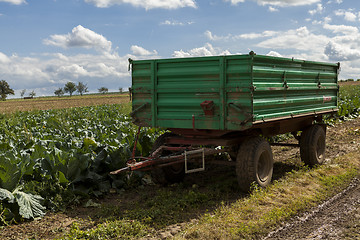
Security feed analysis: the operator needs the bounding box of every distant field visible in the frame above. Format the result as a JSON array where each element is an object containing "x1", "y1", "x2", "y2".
[
  {"x1": 0, "y1": 93, "x2": 130, "y2": 113},
  {"x1": 339, "y1": 80, "x2": 360, "y2": 86}
]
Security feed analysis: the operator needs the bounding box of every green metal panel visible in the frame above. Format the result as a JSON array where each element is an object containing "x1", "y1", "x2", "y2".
[
  {"x1": 251, "y1": 55, "x2": 339, "y2": 122},
  {"x1": 224, "y1": 55, "x2": 253, "y2": 130},
  {"x1": 130, "y1": 53, "x2": 339, "y2": 131},
  {"x1": 131, "y1": 61, "x2": 152, "y2": 126}
]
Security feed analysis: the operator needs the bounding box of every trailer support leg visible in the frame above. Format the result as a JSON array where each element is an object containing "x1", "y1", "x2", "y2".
[
  {"x1": 185, "y1": 148, "x2": 205, "y2": 173},
  {"x1": 131, "y1": 126, "x2": 142, "y2": 162}
]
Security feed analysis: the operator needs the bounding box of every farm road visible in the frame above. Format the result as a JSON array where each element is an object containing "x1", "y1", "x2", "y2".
[{"x1": 264, "y1": 177, "x2": 360, "y2": 240}]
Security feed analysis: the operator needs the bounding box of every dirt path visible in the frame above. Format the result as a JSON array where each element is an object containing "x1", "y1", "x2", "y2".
[{"x1": 264, "y1": 177, "x2": 360, "y2": 240}]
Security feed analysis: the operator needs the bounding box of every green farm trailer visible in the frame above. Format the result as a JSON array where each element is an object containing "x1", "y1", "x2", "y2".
[{"x1": 112, "y1": 52, "x2": 339, "y2": 192}]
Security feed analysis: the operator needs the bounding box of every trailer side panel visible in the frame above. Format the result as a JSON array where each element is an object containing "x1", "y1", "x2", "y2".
[{"x1": 131, "y1": 53, "x2": 339, "y2": 131}]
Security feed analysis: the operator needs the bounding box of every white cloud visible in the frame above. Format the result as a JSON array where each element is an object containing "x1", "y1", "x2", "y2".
[
  {"x1": 172, "y1": 43, "x2": 231, "y2": 58},
  {"x1": 268, "y1": 6, "x2": 279, "y2": 12},
  {"x1": 324, "y1": 16, "x2": 332, "y2": 23},
  {"x1": 334, "y1": 9, "x2": 358, "y2": 22},
  {"x1": 238, "y1": 30, "x2": 277, "y2": 39},
  {"x1": 160, "y1": 20, "x2": 194, "y2": 26},
  {"x1": 225, "y1": 0, "x2": 320, "y2": 7},
  {"x1": 43, "y1": 25, "x2": 112, "y2": 53},
  {"x1": 0, "y1": 52, "x2": 11, "y2": 63},
  {"x1": 0, "y1": 54, "x2": 51, "y2": 88},
  {"x1": 0, "y1": 50, "x2": 130, "y2": 96},
  {"x1": 312, "y1": 16, "x2": 331, "y2": 25},
  {"x1": 312, "y1": 20, "x2": 323, "y2": 25},
  {"x1": 266, "y1": 51, "x2": 283, "y2": 57},
  {"x1": 321, "y1": 23, "x2": 360, "y2": 62},
  {"x1": 205, "y1": 30, "x2": 277, "y2": 41},
  {"x1": 309, "y1": 3, "x2": 323, "y2": 15},
  {"x1": 84, "y1": 0, "x2": 197, "y2": 9},
  {"x1": 205, "y1": 22, "x2": 360, "y2": 74},
  {"x1": 130, "y1": 45, "x2": 158, "y2": 56},
  {"x1": 0, "y1": 0, "x2": 26, "y2": 5},
  {"x1": 255, "y1": 0, "x2": 320, "y2": 7},
  {"x1": 205, "y1": 30, "x2": 231, "y2": 41},
  {"x1": 338, "y1": 61, "x2": 360, "y2": 80},
  {"x1": 0, "y1": 40, "x2": 158, "y2": 96},
  {"x1": 323, "y1": 23, "x2": 359, "y2": 35},
  {"x1": 57, "y1": 64, "x2": 88, "y2": 79},
  {"x1": 224, "y1": 0, "x2": 245, "y2": 5},
  {"x1": 327, "y1": 0, "x2": 343, "y2": 4},
  {"x1": 257, "y1": 27, "x2": 329, "y2": 52},
  {"x1": 325, "y1": 41, "x2": 360, "y2": 61}
]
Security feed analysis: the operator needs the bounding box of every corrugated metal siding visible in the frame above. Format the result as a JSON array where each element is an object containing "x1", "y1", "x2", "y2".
[
  {"x1": 251, "y1": 55, "x2": 338, "y2": 122},
  {"x1": 131, "y1": 54, "x2": 339, "y2": 131},
  {"x1": 131, "y1": 62, "x2": 152, "y2": 126},
  {"x1": 225, "y1": 56, "x2": 252, "y2": 130},
  {"x1": 156, "y1": 58, "x2": 221, "y2": 129}
]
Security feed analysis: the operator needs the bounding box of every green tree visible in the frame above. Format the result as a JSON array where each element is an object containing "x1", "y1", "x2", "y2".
[
  {"x1": 0, "y1": 80, "x2": 15, "y2": 101},
  {"x1": 29, "y1": 90, "x2": 36, "y2": 98},
  {"x1": 76, "y1": 82, "x2": 88, "y2": 96},
  {"x1": 64, "y1": 81, "x2": 76, "y2": 97},
  {"x1": 54, "y1": 88, "x2": 64, "y2": 97},
  {"x1": 119, "y1": 87, "x2": 123, "y2": 93},
  {"x1": 20, "y1": 89, "x2": 26, "y2": 98},
  {"x1": 98, "y1": 87, "x2": 108, "y2": 94}
]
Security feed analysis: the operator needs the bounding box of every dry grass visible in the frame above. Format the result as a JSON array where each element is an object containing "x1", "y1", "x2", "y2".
[{"x1": 0, "y1": 94, "x2": 130, "y2": 113}]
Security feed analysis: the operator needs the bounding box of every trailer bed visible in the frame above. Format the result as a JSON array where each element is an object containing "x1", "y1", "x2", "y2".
[{"x1": 130, "y1": 52, "x2": 339, "y2": 132}]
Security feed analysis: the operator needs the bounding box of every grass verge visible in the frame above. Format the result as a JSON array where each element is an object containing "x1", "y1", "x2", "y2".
[{"x1": 62, "y1": 219, "x2": 149, "y2": 240}]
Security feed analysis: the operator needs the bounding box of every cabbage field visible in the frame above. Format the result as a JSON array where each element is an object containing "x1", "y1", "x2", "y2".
[
  {"x1": 0, "y1": 104, "x2": 161, "y2": 225},
  {"x1": 0, "y1": 84, "x2": 359, "y2": 226},
  {"x1": 338, "y1": 84, "x2": 360, "y2": 119}
]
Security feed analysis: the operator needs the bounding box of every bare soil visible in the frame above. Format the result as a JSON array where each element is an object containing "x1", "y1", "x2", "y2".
[
  {"x1": 339, "y1": 80, "x2": 360, "y2": 86},
  {"x1": 0, "y1": 94, "x2": 129, "y2": 113},
  {"x1": 0, "y1": 117, "x2": 359, "y2": 240},
  {"x1": 264, "y1": 177, "x2": 360, "y2": 240}
]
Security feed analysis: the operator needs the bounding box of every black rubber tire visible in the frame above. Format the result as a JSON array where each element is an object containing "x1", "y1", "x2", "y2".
[
  {"x1": 150, "y1": 132, "x2": 185, "y2": 185},
  {"x1": 236, "y1": 137, "x2": 274, "y2": 192},
  {"x1": 300, "y1": 125, "x2": 326, "y2": 166}
]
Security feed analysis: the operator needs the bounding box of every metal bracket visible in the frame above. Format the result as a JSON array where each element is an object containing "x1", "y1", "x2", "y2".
[
  {"x1": 317, "y1": 73, "x2": 321, "y2": 88},
  {"x1": 228, "y1": 103, "x2": 253, "y2": 124},
  {"x1": 130, "y1": 102, "x2": 149, "y2": 117},
  {"x1": 128, "y1": 58, "x2": 133, "y2": 71},
  {"x1": 282, "y1": 71, "x2": 288, "y2": 89},
  {"x1": 185, "y1": 148, "x2": 205, "y2": 174}
]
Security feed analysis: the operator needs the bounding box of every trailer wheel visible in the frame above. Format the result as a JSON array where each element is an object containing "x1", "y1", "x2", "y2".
[
  {"x1": 300, "y1": 125, "x2": 326, "y2": 166},
  {"x1": 150, "y1": 132, "x2": 185, "y2": 185},
  {"x1": 236, "y1": 137, "x2": 273, "y2": 192}
]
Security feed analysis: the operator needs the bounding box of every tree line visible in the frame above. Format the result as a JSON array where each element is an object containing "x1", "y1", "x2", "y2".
[
  {"x1": 54, "y1": 81, "x2": 116, "y2": 97},
  {"x1": 0, "y1": 79, "x2": 126, "y2": 101}
]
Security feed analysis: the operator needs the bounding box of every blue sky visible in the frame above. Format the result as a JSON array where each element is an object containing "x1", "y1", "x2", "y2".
[{"x1": 0, "y1": 0, "x2": 359, "y2": 97}]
